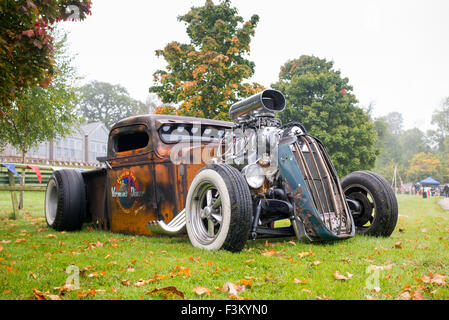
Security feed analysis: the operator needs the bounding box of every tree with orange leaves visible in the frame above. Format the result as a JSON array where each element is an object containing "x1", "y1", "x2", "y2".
[
  {"x1": 150, "y1": 0, "x2": 263, "y2": 120},
  {"x1": 407, "y1": 152, "x2": 448, "y2": 182}
]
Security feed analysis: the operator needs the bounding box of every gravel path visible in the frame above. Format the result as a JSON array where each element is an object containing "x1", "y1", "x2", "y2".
[{"x1": 438, "y1": 197, "x2": 449, "y2": 212}]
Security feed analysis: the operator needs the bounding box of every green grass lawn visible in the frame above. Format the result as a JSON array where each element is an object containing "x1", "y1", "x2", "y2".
[{"x1": 0, "y1": 191, "x2": 448, "y2": 300}]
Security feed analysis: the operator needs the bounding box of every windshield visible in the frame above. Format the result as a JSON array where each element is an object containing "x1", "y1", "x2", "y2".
[{"x1": 159, "y1": 123, "x2": 226, "y2": 144}]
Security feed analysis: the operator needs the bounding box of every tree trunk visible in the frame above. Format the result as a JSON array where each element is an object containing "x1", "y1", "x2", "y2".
[
  {"x1": 18, "y1": 151, "x2": 26, "y2": 210},
  {"x1": 8, "y1": 171, "x2": 19, "y2": 220}
]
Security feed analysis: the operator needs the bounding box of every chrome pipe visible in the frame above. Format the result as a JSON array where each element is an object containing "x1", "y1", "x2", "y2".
[{"x1": 229, "y1": 90, "x2": 286, "y2": 122}]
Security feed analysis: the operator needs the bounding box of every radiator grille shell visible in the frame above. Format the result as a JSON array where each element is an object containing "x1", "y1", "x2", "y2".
[{"x1": 279, "y1": 135, "x2": 354, "y2": 240}]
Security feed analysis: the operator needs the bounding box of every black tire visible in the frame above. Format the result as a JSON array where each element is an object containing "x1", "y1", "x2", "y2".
[
  {"x1": 45, "y1": 170, "x2": 86, "y2": 231},
  {"x1": 185, "y1": 164, "x2": 253, "y2": 252},
  {"x1": 341, "y1": 171, "x2": 398, "y2": 237},
  {"x1": 363, "y1": 170, "x2": 398, "y2": 231}
]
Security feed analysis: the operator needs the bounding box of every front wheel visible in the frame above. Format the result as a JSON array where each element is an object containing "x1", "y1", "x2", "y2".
[
  {"x1": 185, "y1": 164, "x2": 252, "y2": 252},
  {"x1": 341, "y1": 171, "x2": 398, "y2": 237}
]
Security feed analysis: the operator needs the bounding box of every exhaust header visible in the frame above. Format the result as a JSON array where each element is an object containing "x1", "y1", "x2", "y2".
[{"x1": 229, "y1": 89, "x2": 286, "y2": 122}]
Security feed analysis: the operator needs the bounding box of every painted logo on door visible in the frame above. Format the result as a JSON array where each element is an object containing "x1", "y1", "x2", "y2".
[{"x1": 111, "y1": 170, "x2": 144, "y2": 213}]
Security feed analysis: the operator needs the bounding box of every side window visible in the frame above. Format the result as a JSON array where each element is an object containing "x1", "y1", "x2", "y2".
[{"x1": 113, "y1": 126, "x2": 150, "y2": 153}]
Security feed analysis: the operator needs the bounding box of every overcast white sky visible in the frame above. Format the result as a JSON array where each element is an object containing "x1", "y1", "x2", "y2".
[{"x1": 61, "y1": 0, "x2": 449, "y2": 131}]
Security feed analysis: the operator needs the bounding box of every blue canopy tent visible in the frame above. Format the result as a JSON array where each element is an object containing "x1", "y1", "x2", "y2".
[{"x1": 419, "y1": 177, "x2": 440, "y2": 185}]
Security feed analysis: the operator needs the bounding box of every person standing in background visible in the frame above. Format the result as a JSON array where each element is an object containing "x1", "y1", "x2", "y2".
[
  {"x1": 443, "y1": 184, "x2": 449, "y2": 198},
  {"x1": 415, "y1": 183, "x2": 421, "y2": 196}
]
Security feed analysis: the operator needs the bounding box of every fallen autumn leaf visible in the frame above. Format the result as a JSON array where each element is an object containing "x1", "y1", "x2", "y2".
[
  {"x1": 192, "y1": 286, "x2": 212, "y2": 296},
  {"x1": 333, "y1": 271, "x2": 353, "y2": 281},
  {"x1": 149, "y1": 286, "x2": 184, "y2": 300}
]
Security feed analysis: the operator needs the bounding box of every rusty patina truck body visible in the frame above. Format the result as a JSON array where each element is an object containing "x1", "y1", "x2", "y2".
[
  {"x1": 45, "y1": 90, "x2": 398, "y2": 252},
  {"x1": 82, "y1": 115, "x2": 232, "y2": 236}
]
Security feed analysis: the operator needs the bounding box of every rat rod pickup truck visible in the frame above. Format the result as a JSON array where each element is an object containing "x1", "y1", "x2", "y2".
[{"x1": 45, "y1": 90, "x2": 398, "y2": 252}]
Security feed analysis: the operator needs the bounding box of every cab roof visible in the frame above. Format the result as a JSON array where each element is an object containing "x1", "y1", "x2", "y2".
[{"x1": 111, "y1": 114, "x2": 233, "y2": 131}]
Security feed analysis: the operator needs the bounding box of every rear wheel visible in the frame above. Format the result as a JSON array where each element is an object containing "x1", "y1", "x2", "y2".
[
  {"x1": 45, "y1": 170, "x2": 86, "y2": 231},
  {"x1": 185, "y1": 164, "x2": 252, "y2": 252},
  {"x1": 341, "y1": 171, "x2": 398, "y2": 237}
]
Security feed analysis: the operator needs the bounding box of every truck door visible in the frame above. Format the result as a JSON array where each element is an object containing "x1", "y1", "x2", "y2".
[
  {"x1": 107, "y1": 124, "x2": 157, "y2": 236},
  {"x1": 154, "y1": 122, "x2": 206, "y2": 224}
]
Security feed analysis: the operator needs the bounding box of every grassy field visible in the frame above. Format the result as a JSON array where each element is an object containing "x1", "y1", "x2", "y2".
[{"x1": 0, "y1": 191, "x2": 448, "y2": 300}]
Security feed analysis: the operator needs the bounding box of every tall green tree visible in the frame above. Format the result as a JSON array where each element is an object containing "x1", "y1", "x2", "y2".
[
  {"x1": 373, "y1": 116, "x2": 401, "y2": 182},
  {"x1": 431, "y1": 97, "x2": 449, "y2": 153},
  {"x1": 399, "y1": 128, "x2": 430, "y2": 161},
  {"x1": 0, "y1": 31, "x2": 80, "y2": 213},
  {"x1": 382, "y1": 112, "x2": 404, "y2": 136},
  {"x1": 76, "y1": 81, "x2": 146, "y2": 129},
  {"x1": 273, "y1": 55, "x2": 377, "y2": 177},
  {"x1": 0, "y1": 0, "x2": 91, "y2": 113},
  {"x1": 373, "y1": 117, "x2": 390, "y2": 157},
  {"x1": 373, "y1": 114, "x2": 427, "y2": 178},
  {"x1": 150, "y1": 0, "x2": 263, "y2": 120},
  {"x1": 373, "y1": 110, "x2": 446, "y2": 183}
]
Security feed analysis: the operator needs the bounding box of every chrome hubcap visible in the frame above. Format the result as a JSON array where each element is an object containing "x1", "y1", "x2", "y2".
[
  {"x1": 190, "y1": 182, "x2": 223, "y2": 244},
  {"x1": 45, "y1": 179, "x2": 58, "y2": 225}
]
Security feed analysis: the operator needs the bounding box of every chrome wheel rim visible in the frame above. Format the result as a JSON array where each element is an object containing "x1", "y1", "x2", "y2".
[
  {"x1": 45, "y1": 179, "x2": 58, "y2": 225},
  {"x1": 189, "y1": 181, "x2": 223, "y2": 245}
]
